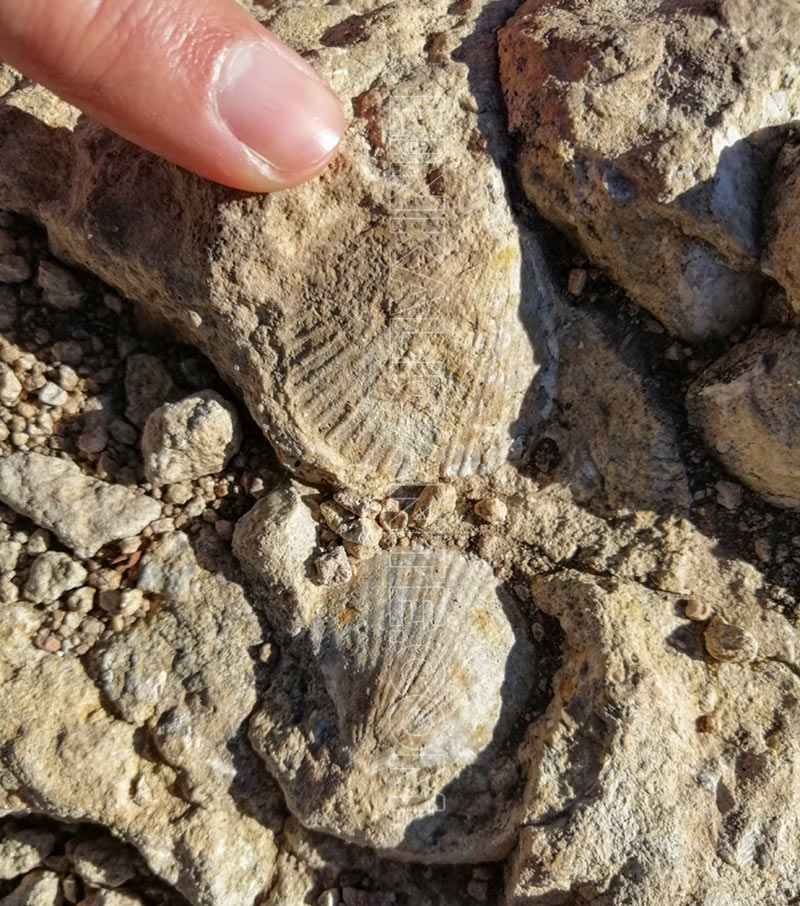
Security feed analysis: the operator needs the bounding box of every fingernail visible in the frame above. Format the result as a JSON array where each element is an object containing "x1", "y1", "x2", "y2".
[{"x1": 215, "y1": 41, "x2": 344, "y2": 176}]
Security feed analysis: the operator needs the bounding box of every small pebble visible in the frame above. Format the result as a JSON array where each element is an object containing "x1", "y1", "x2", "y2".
[
  {"x1": 89, "y1": 568, "x2": 122, "y2": 592},
  {"x1": 704, "y1": 616, "x2": 758, "y2": 664},
  {"x1": 0, "y1": 254, "x2": 32, "y2": 282},
  {"x1": 473, "y1": 497, "x2": 508, "y2": 525},
  {"x1": 57, "y1": 365, "x2": 80, "y2": 392},
  {"x1": 411, "y1": 483, "x2": 457, "y2": 527},
  {"x1": 38, "y1": 382, "x2": 68, "y2": 407},
  {"x1": 77, "y1": 425, "x2": 109, "y2": 456},
  {"x1": 715, "y1": 480, "x2": 742, "y2": 511},
  {"x1": 567, "y1": 267, "x2": 587, "y2": 296},
  {"x1": 466, "y1": 879, "x2": 489, "y2": 902},
  {"x1": 0, "y1": 363, "x2": 22, "y2": 406},
  {"x1": 684, "y1": 598, "x2": 712, "y2": 622},
  {"x1": 316, "y1": 546, "x2": 353, "y2": 586}
]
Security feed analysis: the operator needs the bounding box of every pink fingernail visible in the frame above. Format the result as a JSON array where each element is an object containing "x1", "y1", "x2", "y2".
[{"x1": 216, "y1": 41, "x2": 344, "y2": 176}]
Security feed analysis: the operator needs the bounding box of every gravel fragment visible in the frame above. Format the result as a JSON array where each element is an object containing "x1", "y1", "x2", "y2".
[
  {"x1": 411, "y1": 484, "x2": 457, "y2": 527},
  {"x1": 56, "y1": 365, "x2": 80, "y2": 391},
  {"x1": 316, "y1": 546, "x2": 353, "y2": 586},
  {"x1": 0, "y1": 828, "x2": 57, "y2": 879},
  {"x1": 0, "y1": 540, "x2": 21, "y2": 573},
  {"x1": 473, "y1": 497, "x2": 508, "y2": 525},
  {"x1": 0, "y1": 363, "x2": 22, "y2": 406},
  {"x1": 37, "y1": 259, "x2": 86, "y2": 309},
  {"x1": 141, "y1": 390, "x2": 242, "y2": 485},
  {"x1": 0, "y1": 253, "x2": 32, "y2": 282},
  {"x1": 37, "y1": 382, "x2": 68, "y2": 407},
  {"x1": 0, "y1": 451, "x2": 162, "y2": 558},
  {"x1": 24, "y1": 551, "x2": 88, "y2": 604}
]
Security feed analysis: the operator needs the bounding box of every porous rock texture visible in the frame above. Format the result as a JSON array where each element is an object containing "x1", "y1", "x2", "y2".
[
  {"x1": 0, "y1": 452, "x2": 160, "y2": 558},
  {"x1": 0, "y1": 0, "x2": 556, "y2": 496},
  {"x1": 0, "y1": 534, "x2": 281, "y2": 906},
  {"x1": 2, "y1": 0, "x2": 800, "y2": 904},
  {"x1": 499, "y1": 0, "x2": 800, "y2": 341}
]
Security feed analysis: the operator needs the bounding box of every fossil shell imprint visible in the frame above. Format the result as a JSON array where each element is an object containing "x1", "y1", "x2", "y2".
[
  {"x1": 0, "y1": 0, "x2": 556, "y2": 495},
  {"x1": 247, "y1": 539, "x2": 536, "y2": 862}
]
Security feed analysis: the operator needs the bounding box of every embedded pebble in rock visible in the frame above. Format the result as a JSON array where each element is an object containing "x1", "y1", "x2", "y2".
[
  {"x1": 315, "y1": 546, "x2": 352, "y2": 586},
  {"x1": 36, "y1": 260, "x2": 85, "y2": 310},
  {"x1": 499, "y1": 0, "x2": 800, "y2": 340},
  {"x1": 0, "y1": 452, "x2": 161, "y2": 558},
  {"x1": 124, "y1": 354, "x2": 175, "y2": 428},
  {"x1": 24, "y1": 552, "x2": 87, "y2": 604},
  {"x1": 688, "y1": 329, "x2": 800, "y2": 508},
  {"x1": 0, "y1": 363, "x2": 21, "y2": 406},
  {"x1": 685, "y1": 598, "x2": 713, "y2": 622},
  {"x1": 142, "y1": 391, "x2": 242, "y2": 486},
  {"x1": 704, "y1": 615, "x2": 759, "y2": 664},
  {"x1": 0, "y1": 828, "x2": 56, "y2": 879},
  {"x1": 473, "y1": 497, "x2": 508, "y2": 525},
  {"x1": 0, "y1": 0, "x2": 554, "y2": 495},
  {"x1": 410, "y1": 484, "x2": 457, "y2": 527}
]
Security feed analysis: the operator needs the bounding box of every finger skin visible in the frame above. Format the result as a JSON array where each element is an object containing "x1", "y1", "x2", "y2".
[{"x1": 0, "y1": 0, "x2": 345, "y2": 191}]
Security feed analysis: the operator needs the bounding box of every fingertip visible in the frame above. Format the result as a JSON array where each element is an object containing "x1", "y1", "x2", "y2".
[{"x1": 214, "y1": 38, "x2": 345, "y2": 192}]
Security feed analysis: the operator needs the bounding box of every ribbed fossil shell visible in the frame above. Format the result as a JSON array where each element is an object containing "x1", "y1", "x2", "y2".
[
  {"x1": 248, "y1": 546, "x2": 535, "y2": 862},
  {"x1": 0, "y1": 0, "x2": 557, "y2": 496}
]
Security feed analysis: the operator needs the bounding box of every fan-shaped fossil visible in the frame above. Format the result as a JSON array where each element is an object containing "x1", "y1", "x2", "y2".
[
  {"x1": 0, "y1": 0, "x2": 556, "y2": 496},
  {"x1": 239, "y1": 488, "x2": 536, "y2": 861}
]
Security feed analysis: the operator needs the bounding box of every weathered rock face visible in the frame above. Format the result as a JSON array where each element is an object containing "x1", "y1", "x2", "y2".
[
  {"x1": 507, "y1": 568, "x2": 800, "y2": 905},
  {"x1": 0, "y1": 452, "x2": 160, "y2": 558},
  {"x1": 0, "y1": 534, "x2": 280, "y2": 906},
  {"x1": 499, "y1": 0, "x2": 800, "y2": 341},
  {"x1": 687, "y1": 328, "x2": 800, "y2": 508},
  {"x1": 763, "y1": 130, "x2": 800, "y2": 309},
  {"x1": 0, "y1": 0, "x2": 556, "y2": 496}
]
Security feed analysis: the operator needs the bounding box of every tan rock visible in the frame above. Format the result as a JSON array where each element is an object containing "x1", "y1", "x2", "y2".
[
  {"x1": 0, "y1": 0, "x2": 554, "y2": 495},
  {"x1": 0, "y1": 452, "x2": 161, "y2": 558},
  {"x1": 141, "y1": 391, "x2": 242, "y2": 485},
  {"x1": 0, "y1": 534, "x2": 279, "y2": 906},
  {"x1": 688, "y1": 328, "x2": 800, "y2": 508},
  {"x1": 499, "y1": 0, "x2": 800, "y2": 340}
]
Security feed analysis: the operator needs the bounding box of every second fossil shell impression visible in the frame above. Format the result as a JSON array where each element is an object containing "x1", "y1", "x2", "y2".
[{"x1": 236, "y1": 486, "x2": 536, "y2": 861}]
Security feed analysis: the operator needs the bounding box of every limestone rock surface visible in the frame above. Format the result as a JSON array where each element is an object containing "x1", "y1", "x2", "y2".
[
  {"x1": 499, "y1": 0, "x2": 800, "y2": 341},
  {"x1": 0, "y1": 0, "x2": 556, "y2": 495},
  {"x1": 506, "y1": 569, "x2": 800, "y2": 905},
  {"x1": 0, "y1": 534, "x2": 281, "y2": 906},
  {"x1": 687, "y1": 328, "x2": 800, "y2": 508},
  {"x1": 0, "y1": 452, "x2": 161, "y2": 558}
]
